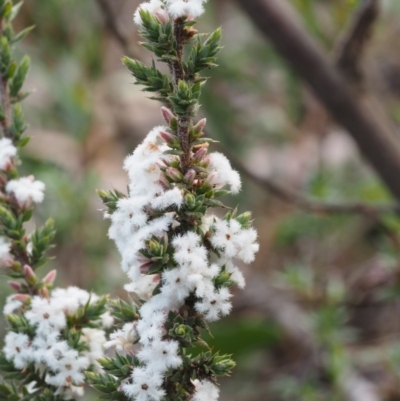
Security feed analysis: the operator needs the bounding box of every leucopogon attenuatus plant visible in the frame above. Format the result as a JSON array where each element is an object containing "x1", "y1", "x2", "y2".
[
  {"x1": 0, "y1": 1, "x2": 259, "y2": 401},
  {"x1": 0, "y1": 2, "x2": 111, "y2": 400},
  {"x1": 90, "y1": 1, "x2": 259, "y2": 401}
]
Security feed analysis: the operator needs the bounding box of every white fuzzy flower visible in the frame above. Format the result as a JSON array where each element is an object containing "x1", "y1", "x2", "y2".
[
  {"x1": 105, "y1": 323, "x2": 139, "y2": 354},
  {"x1": 224, "y1": 260, "x2": 246, "y2": 289},
  {"x1": 0, "y1": 137, "x2": 16, "y2": 170},
  {"x1": 6, "y1": 176, "x2": 45, "y2": 207},
  {"x1": 3, "y1": 332, "x2": 33, "y2": 369},
  {"x1": 45, "y1": 348, "x2": 89, "y2": 388},
  {"x1": 136, "y1": 310, "x2": 166, "y2": 346},
  {"x1": 207, "y1": 152, "x2": 241, "y2": 194},
  {"x1": 123, "y1": 367, "x2": 166, "y2": 401},
  {"x1": 161, "y1": 267, "x2": 194, "y2": 303},
  {"x1": 25, "y1": 296, "x2": 67, "y2": 336},
  {"x1": 81, "y1": 328, "x2": 107, "y2": 365},
  {"x1": 125, "y1": 274, "x2": 160, "y2": 301},
  {"x1": 51, "y1": 286, "x2": 98, "y2": 316},
  {"x1": 31, "y1": 333, "x2": 60, "y2": 364},
  {"x1": 134, "y1": 0, "x2": 169, "y2": 26},
  {"x1": 124, "y1": 126, "x2": 170, "y2": 190},
  {"x1": 3, "y1": 295, "x2": 23, "y2": 315},
  {"x1": 210, "y1": 219, "x2": 242, "y2": 258},
  {"x1": 195, "y1": 287, "x2": 232, "y2": 322},
  {"x1": 172, "y1": 231, "x2": 208, "y2": 266},
  {"x1": 192, "y1": 379, "x2": 220, "y2": 401},
  {"x1": 166, "y1": 0, "x2": 206, "y2": 18},
  {"x1": 54, "y1": 384, "x2": 84, "y2": 400},
  {"x1": 200, "y1": 214, "x2": 216, "y2": 233},
  {"x1": 100, "y1": 311, "x2": 115, "y2": 329},
  {"x1": 0, "y1": 237, "x2": 13, "y2": 268},
  {"x1": 36, "y1": 339, "x2": 70, "y2": 370},
  {"x1": 137, "y1": 340, "x2": 182, "y2": 373},
  {"x1": 210, "y1": 219, "x2": 259, "y2": 263},
  {"x1": 150, "y1": 187, "x2": 183, "y2": 210}
]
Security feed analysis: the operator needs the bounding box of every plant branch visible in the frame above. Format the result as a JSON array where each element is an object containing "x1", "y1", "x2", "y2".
[
  {"x1": 171, "y1": 18, "x2": 191, "y2": 172},
  {"x1": 234, "y1": 0, "x2": 400, "y2": 204},
  {"x1": 334, "y1": 0, "x2": 379, "y2": 87},
  {"x1": 95, "y1": 0, "x2": 139, "y2": 59},
  {"x1": 172, "y1": 18, "x2": 185, "y2": 83},
  {"x1": 229, "y1": 153, "x2": 400, "y2": 215},
  {"x1": 0, "y1": 17, "x2": 11, "y2": 137}
]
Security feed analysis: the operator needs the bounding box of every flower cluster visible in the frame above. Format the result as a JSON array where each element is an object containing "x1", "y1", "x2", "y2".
[
  {"x1": 0, "y1": 139, "x2": 45, "y2": 209},
  {"x1": 101, "y1": 110, "x2": 258, "y2": 401},
  {"x1": 0, "y1": 3, "x2": 111, "y2": 400},
  {"x1": 134, "y1": 0, "x2": 209, "y2": 25},
  {"x1": 3, "y1": 288, "x2": 111, "y2": 399},
  {"x1": 92, "y1": 1, "x2": 259, "y2": 401}
]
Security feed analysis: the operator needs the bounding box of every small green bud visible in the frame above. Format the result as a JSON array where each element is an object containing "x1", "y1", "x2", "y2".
[
  {"x1": 236, "y1": 212, "x2": 252, "y2": 228},
  {"x1": 185, "y1": 193, "x2": 196, "y2": 208}
]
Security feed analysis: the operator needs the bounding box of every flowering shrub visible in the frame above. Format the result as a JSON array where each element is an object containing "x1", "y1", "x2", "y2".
[{"x1": 0, "y1": 0, "x2": 258, "y2": 400}]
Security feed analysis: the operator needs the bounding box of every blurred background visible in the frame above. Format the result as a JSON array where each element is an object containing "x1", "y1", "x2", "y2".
[{"x1": 2, "y1": 0, "x2": 400, "y2": 400}]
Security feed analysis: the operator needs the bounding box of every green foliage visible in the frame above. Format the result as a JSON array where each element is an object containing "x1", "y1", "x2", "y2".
[
  {"x1": 30, "y1": 219, "x2": 56, "y2": 269},
  {"x1": 9, "y1": 56, "x2": 30, "y2": 98},
  {"x1": 109, "y1": 299, "x2": 139, "y2": 324},
  {"x1": 67, "y1": 295, "x2": 108, "y2": 329},
  {"x1": 168, "y1": 80, "x2": 202, "y2": 116},
  {"x1": 185, "y1": 28, "x2": 222, "y2": 79},
  {"x1": 138, "y1": 10, "x2": 174, "y2": 60},
  {"x1": 123, "y1": 57, "x2": 173, "y2": 102},
  {"x1": 85, "y1": 371, "x2": 127, "y2": 401}
]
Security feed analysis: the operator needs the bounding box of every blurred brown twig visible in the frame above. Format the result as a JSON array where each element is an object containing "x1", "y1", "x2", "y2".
[
  {"x1": 96, "y1": 0, "x2": 139, "y2": 59},
  {"x1": 230, "y1": 153, "x2": 400, "y2": 216},
  {"x1": 335, "y1": 0, "x2": 379, "y2": 88},
  {"x1": 234, "y1": 0, "x2": 400, "y2": 204}
]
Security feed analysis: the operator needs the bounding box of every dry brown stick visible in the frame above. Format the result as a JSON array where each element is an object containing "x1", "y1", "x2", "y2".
[
  {"x1": 335, "y1": 0, "x2": 379, "y2": 86},
  {"x1": 234, "y1": 0, "x2": 400, "y2": 204},
  {"x1": 226, "y1": 151, "x2": 400, "y2": 215},
  {"x1": 96, "y1": 0, "x2": 138, "y2": 59}
]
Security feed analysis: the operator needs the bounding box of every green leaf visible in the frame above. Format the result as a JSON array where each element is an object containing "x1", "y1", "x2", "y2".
[
  {"x1": 10, "y1": 25, "x2": 35, "y2": 44},
  {"x1": 10, "y1": 1, "x2": 23, "y2": 21},
  {"x1": 10, "y1": 55, "x2": 30, "y2": 97},
  {"x1": 122, "y1": 57, "x2": 173, "y2": 100}
]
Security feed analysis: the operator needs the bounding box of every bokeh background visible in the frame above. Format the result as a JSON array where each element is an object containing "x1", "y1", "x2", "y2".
[{"x1": 2, "y1": 0, "x2": 400, "y2": 400}]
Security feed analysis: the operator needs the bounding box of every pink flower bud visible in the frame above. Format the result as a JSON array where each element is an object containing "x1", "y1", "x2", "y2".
[
  {"x1": 202, "y1": 155, "x2": 211, "y2": 167},
  {"x1": 184, "y1": 169, "x2": 196, "y2": 185},
  {"x1": 159, "y1": 130, "x2": 175, "y2": 144},
  {"x1": 159, "y1": 176, "x2": 172, "y2": 190},
  {"x1": 8, "y1": 281, "x2": 22, "y2": 291},
  {"x1": 23, "y1": 264, "x2": 37, "y2": 284},
  {"x1": 193, "y1": 147, "x2": 207, "y2": 162},
  {"x1": 13, "y1": 294, "x2": 30, "y2": 302},
  {"x1": 194, "y1": 118, "x2": 207, "y2": 133},
  {"x1": 43, "y1": 269, "x2": 57, "y2": 285},
  {"x1": 162, "y1": 232, "x2": 169, "y2": 247},
  {"x1": 154, "y1": 10, "x2": 169, "y2": 24},
  {"x1": 166, "y1": 167, "x2": 183, "y2": 182},
  {"x1": 39, "y1": 287, "x2": 50, "y2": 299},
  {"x1": 161, "y1": 107, "x2": 175, "y2": 124},
  {"x1": 140, "y1": 261, "x2": 153, "y2": 274}
]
